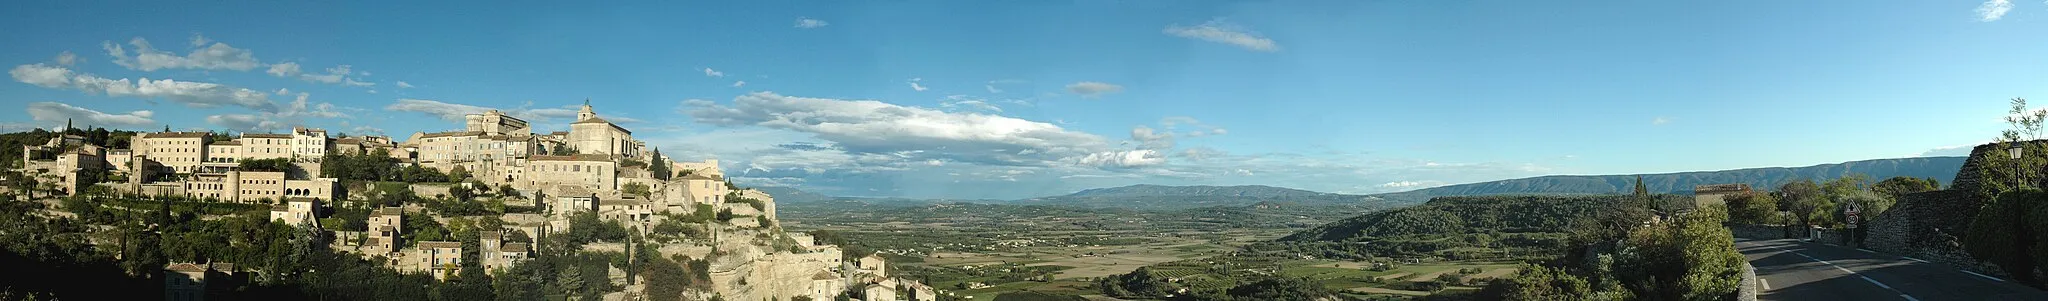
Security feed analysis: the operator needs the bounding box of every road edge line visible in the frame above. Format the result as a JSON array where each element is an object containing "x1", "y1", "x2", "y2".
[
  {"x1": 1900, "y1": 257, "x2": 1930, "y2": 264},
  {"x1": 1960, "y1": 270, "x2": 2007, "y2": 282}
]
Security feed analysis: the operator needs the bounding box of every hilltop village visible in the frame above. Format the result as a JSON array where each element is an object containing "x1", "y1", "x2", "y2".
[{"x1": 13, "y1": 101, "x2": 935, "y2": 301}]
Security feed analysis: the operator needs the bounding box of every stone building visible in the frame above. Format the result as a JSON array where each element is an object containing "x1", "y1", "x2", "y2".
[
  {"x1": 1692, "y1": 183, "x2": 1751, "y2": 208},
  {"x1": 19, "y1": 135, "x2": 104, "y2": 196},
  {"x1": 180, "y1": 171, "x2": 338, "y2": 203},
  {"x1": 365, "y1": 207, "x2": 404, "y2": 255},
  {"x1": 674, "y1": 174, "x2": 728, "y2": 206},
  {"x1": 414, "y1": 241, "x2": 464, "y2": 280},
  {"x1": 290, "y1": 127, "x2": 329, "y2": 159},
  {"x1": 566, "y1": 101, "x2": 644, "y2": 159},
  {"x1": 859, "y1": 254, "x2": 889, "y2": 277},
  {"x1": 905, "y1": 281, "x2": 937, "y2": 301},
  {"x1": 237, "y1": 133, "x2": 293, "y2": 161},
  {"x1": 269, "y1": 198, "x2": 320, "y2": 226},
  {"x1": 597, "y1": 198, "x2": 655, "y2": 230},
  {"x1": 478, "y1": 231, "x2": 531, "y2": 274},
  {"x1": 163, "y1": 263, "x2": 210, "y2": 301},
  {"x1": 465, "y1": 110, "x2": 531, "y2": 136},
  {"x1": 527, "y1": 154, "x2": 618, "y2": 196},
  {"x1": 864, "y1": 284, "x2": 899, "y2": 301},
  {"x1": 134, "y1": 131, "x2": 211, "y2": 174}
]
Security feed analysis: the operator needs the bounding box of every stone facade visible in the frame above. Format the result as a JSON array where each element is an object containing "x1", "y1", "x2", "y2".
[{"x1": 134, "y1": 132, "x2": 210, "y2": 174}]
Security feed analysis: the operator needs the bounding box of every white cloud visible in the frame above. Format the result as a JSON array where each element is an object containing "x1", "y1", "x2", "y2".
[
  {"x1": 1131, "y1": 125, "x2": 1174, "y2": 150},
  {"x1": 733, "y1": 80, "x2": 747, "y2": 87},
  {"x1": 10, "y1": 63, "x2": 280, "y2": 112},
  {"x1": 985, "y1": 84, "x2": 1002, "y2": 93},
  {"x1": 102, "y1": 35, "x2": 265, "y2": 71},
  {"x1": 385, "y1": 98, "x2": 492, "y2": 121},
  {"x1": 940, "y1": 95, "x2": 1003, "y2": 113},
  {"x1": 299, "y1": 64, "x2": 374, "y2": 86},
  {"x1": 795, "y1": 17, "x2": 830, "y2": 29},
  {"x1": 704, "y1": 68, "x2": 724, "y2": 78},
  {"x1": 1652, "y1": 117, "x2": 1670, "y2": 125},
  {"x1": 1919, "y1": 143, "x2": 1983, "y2": 157},
  {"x1": 276, "y1": 92, "x2": 348, "y2": 119},
  {"x1": 396, "y1": 81, "x2": 414, "y2": 88},
  {"x1": 685, "y1": 91, "x2": 1118, "y2": 167},
  {"x1": 908, "y1": 78, "x2": 928, "y2": 91},
  {"x1": 1074, "y1": 150, "x2": 1166, "y2": 168},
  {"x1": 366, "y1": 89, "x2": 377, "y2": 94},
  {"x1": 1979, "y1": 0, "x2": 2014, "y2": 21},
  {"x1": 25, "y1": 102, "x2": 155, "y2": 128},
  {"x1": 350, "y1": 125, "x2": 385, "y2": 135},
  {"x1": 385, "y1": 98, "x2": 641, "y2": 125},
  {"x1": 54, "y1": 51, "x2": 79, "y2": 66},
  {"x1": 1065, "y1": 81, "x2": 1123, "y2": 97},
  {"x1": 206, "y1": 114, "x2": 287, "y2": 132},
  {"x1": 1164, "y1": 20, "x2": 1280, "y2": 52},
  {"x1": 267, "y1": 62, "x2": 301, "y2": 77}
]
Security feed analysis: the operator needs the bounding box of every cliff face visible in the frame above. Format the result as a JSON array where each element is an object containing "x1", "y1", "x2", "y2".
[{"x1": 703, "y1": 228, "x2": 845, "y2": 301}]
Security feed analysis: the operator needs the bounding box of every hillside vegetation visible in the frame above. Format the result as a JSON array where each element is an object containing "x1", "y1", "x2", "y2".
[
  {"x1": 1278, "y1": 195, "x2": 1681, "y2": 244},
  {"x1": 1369, "y1": 157, "x2": 1965, "y2": 203}
]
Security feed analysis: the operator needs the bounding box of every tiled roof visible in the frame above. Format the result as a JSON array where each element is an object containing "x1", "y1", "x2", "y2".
[
  {"x1": 165, "y1": 263, "x2": 209, "y2": 273},
  {"x1": 270, "y1": 204, "x2": 289, "y2": 211},
  {"x1": 146, "y1": 132, "x2": 212, "y2": 139},
  {"x1": 501, "y1": 242, "x2": 530, "y2": 252},
  {"x1": 417, "y1": 241, "x2": 462, "y2": 249},
  {"x1": 419, "y1": 131, "x2": 484, "y2": 139},
  {"x1": 242, "y1": 133, "x2": 291, "y2": 139},
  {"x1": 370, "y1": 207, "x2": 403, "y2": 217},
  {"x1": 598, "y1": 199, "x2": 647, "y2": 207},
  {"x1": 814, "y1": 271, "x2": 839, "y2": 280},
  {"x1": 531, "y1": 154, "x2": 613, "y2": 162},
  {"x1": 211, "y1": 141, "x2": 242, "y2": 146}
]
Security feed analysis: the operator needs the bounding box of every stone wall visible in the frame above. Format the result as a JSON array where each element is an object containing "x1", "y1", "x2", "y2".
[
  {"x1": 1865, "y1": 190, "x2": 1980, "y2": 255},
  {"x1": 1736, "y1": 262, "x2": 1759, "y2": 301}
]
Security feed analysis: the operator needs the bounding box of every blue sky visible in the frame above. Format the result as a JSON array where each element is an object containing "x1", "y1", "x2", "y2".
[{"x1": 4, "y1": 1, "x2": 2046, "y2": 199}]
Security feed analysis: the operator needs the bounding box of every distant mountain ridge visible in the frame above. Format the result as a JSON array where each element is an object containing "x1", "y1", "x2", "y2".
[
  {"x1": 1066, "y1": 184, "x2": 1336, "y2": 198},
  {"x1": 1367, "y1": 156, "x2": 1967, "y2": 203},
  {"x1": 760, "y1": 156, "x2": 1969, "y2": 210}
]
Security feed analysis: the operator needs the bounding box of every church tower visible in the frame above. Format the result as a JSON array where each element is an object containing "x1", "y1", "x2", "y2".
[{"x1": 577, "y1": 98, "x2": 596, "y2": 121}]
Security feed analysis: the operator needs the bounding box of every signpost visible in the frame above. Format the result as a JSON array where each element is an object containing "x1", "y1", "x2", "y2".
[{"x1": 1845, "y1": 202, "x2": 1861, "y2": 229}]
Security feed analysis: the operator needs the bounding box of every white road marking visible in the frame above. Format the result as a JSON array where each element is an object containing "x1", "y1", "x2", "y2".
[
  {"x1": 1861, "y1": 276, "x2": 1893, "y2": 290},
  {"x1": 1961, "y1": 270, "x2": 2007, "y2": 282},
  {"x1": 1859, "y1": 248, "x2": 1878, "y2": 253},
  {"x1": 1901, "y1": 257, "x2": 1930, "y2": 264},
  {"x1": 1760, "y1": 278, "x2": 1771, "y2": 290},
  {"x1": 1764, "y1": 243, "x2": 1920, "y2": 301}
]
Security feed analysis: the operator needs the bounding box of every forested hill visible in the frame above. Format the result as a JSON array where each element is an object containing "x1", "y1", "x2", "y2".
[
  {"x1": 1368, "y1": 157, "x2": 1966, "y2": 203},
  {"x1": 1277, "y1": 195, "x2": 1668, "y2": 243},
  {"x1": 1064, "y1": 184, "x2": 1335, "y2": 198}
]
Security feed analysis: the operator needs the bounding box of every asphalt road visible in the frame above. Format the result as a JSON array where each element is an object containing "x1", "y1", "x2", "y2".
[{"x1": 1737, "y1": 238, "x2": 2048, "y2": 301}]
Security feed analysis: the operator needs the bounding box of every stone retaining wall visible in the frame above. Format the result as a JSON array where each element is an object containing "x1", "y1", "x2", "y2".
[{"x1": 1737, "y1": 262, "x2": 1759, "y2": 301}]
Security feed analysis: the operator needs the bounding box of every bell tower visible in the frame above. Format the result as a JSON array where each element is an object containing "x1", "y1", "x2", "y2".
[{"x1": 577, "y1": 98, "x2": 596, "y2": 121}]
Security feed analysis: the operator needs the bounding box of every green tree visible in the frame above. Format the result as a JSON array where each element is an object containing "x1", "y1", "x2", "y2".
[
  {"x1": 237, "y1": 158, "x2": 295, "y2": 173},
  {"x1": 1724, "y1": 191, "x2": 1780, "y2": 225},
  {"x1": 1494, "y1": 265, "x2": 1593, "y2": 301},
  {"x1": 623, "y1": 182, "x2": 651, "y2": 199},
  {"x1": 1633, "y1": 175, "x2": 1649, "y2": 198},
  {"x1": 1870, "y1": 176, "x2": 1940, "y2": 199},
  {"x1": 649, "y1": 149, "x2": 671, "y2": 180},
  {"x1": 1777, "y1": 179, "x2": 1824, "y2": 229},
  {"x1": 1965, "y1": 189, "x2": 2047, "y2": 288}
]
